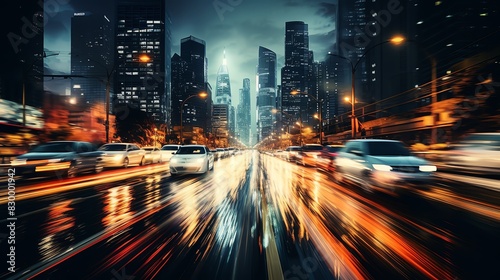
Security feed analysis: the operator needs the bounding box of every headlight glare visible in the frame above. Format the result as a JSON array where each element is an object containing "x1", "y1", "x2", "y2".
[
  {"x1": 372, "y1": 164, "x2": 393, "y2": 171},
  {"x1": 419, "y1": 165, "x2": 437, "y2": 172}
]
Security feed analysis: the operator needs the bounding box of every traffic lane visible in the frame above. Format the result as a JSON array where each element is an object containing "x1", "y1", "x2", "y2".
[
  {"x1": 5, "y1": 153, "x2": 267, "y2": 279},
  {"x1": 262, "y1": 155, "x2": 500, "y2": 279},
  {"x1": 1, "y1": 164, "x2": 174, "y2": 279}
]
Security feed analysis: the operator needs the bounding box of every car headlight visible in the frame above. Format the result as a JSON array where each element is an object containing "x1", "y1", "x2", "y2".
[
  {"x1": 48, "y1": 158, "x2": 63, "y2": 163},
  {"x1": 372, "y1": 164, "x2": 393, "y2": 171},
  {"x1": 419, "y1": 165, "x2": 437, "y2": 172},
  {"x1": 11, "y1": 159, "x2": 27, "y2": 166},
  {"x1": 170, "y1": 158, "x2": 178, "y2": 163},
  {"x1": 196, "y1": 158, "x2": 205, "y2": 163}
]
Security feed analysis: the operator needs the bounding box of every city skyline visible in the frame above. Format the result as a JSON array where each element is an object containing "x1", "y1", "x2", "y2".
[{"x1": 42, "y1": 0, "x2": 337, "y2": 124}]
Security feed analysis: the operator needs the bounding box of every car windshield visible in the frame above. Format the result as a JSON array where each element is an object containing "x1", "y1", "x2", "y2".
[
  {"x1": 99, "y1": 144, "x2": 127, "y2": 151},
  {"x1": 365, "y1": 142, "x2": 411, "y2": 156},
  {"x1": 289, "y1": 147, "x2": 301, "y2": 151},
  {"x1": 143, "y1": 148, "x2": 156, "y2": 151},
  {"x1": 177, "y1": 146, "x2": 206, "y2": 154},
  {"x1": 326, "y1": 146, "x2": 343, "y2": 153},
  {"x1": 30, "y1": 142, "x2": 77, "y2": 153},
  {"x1": 161, "y1": 146, "x2": 179, "y2": 151}
]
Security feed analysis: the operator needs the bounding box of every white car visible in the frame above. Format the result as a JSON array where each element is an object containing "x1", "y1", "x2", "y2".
[
  {"x1": 98, "y1": 143, "x2": 146, "y2": 168},
  {"x1": 142, "y1": 146, "x2": 162, "y2": 164},
  {"x1": 334, "y1": 139, "x2": 436, "y2": 193},
  {"x1": 169, "y1": 145, "x2": 214, "y2": 176},
  {"x1": 160, "y1": 144, "x2": 181, "y2": 162}
]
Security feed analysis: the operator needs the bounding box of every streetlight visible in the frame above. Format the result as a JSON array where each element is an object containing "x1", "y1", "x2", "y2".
[
  {"x1": 295, "y1": 121, "x2": 303, "y2": 146},
  {"x1": 179, "y1": 92, "x2": 208, "y2": 144},
  {"x1": 328, "y1": 35, "x2": 405, "y2": 139},
  {"x1": 290, "y1": 90, "x2": 324, "y2": 144}
]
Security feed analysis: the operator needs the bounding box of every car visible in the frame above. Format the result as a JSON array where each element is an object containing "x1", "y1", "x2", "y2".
[
  {"x1": 160, "y1": 144, "x2": 181, "y2": 162},
  {"x1": 334, "y1": 139, "x2": 437, "y2": 193},
  {"x1": 296, "y1": 144, "x2": 323, "y2": 166},
  {"x1": 142, "y1": 146, "x2": 162, "y2": 164},
  {"x1": 316, "y1": 144, "x2": 344, "y2": 172},
  {"x1": 98, "y1": 143, "x2": 146, "y2": 168},
  {"x1": 443, "y1": 132, "x2": 500, "y2": 174},
  {"x1": 283, "y1": 146, "x2": 302, "y2": 162},
  {"x1": 10, "y1": 141, "x2": 104, "y2": 178},
  {"x1": 215, "y1": 148, "x2": 226, "y2": 159},
  {"x1": 169, "y1": 145, "x2": 214, "y2": 176}
]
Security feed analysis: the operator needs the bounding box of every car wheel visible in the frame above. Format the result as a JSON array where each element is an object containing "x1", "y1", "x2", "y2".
[
  {"x1": 333, "y1": 166, "x2": 343, "y2": 183},
  {"x1": 66, "y1": 164, "x2": 77, "y2": 178},
  {"x1": 123, "y1": 157, "x2": 129, "y2": 168},
  {"x1": 94, "y1": 162, "x2": 104, "y2": 174},
  {"x1": 361, "y1": 170, "x2": 374, "y2": 193}
]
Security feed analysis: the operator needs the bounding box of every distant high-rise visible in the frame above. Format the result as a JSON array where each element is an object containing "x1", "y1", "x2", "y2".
[
  {"x1": 257, "y1": 46, "x2": 277, "y2": 142},
  {"x1": 115, "y1": 0, "x2": 170, "y2": 124},
  {"x1": 214, "y1": 49, "x2": 234, "y2": 137},
  {"x1": 71, "y1": 12, "x2": 113, "y2": 106},
  {"x1": 215, "y1": 50, "x2": 232, "y2": 105},
  {"x1": 281, "y1": 21, "x2": 310, "y2": 127},
  {"x1": 237, "y1": 78, "x2": 251, "y2": 146}
]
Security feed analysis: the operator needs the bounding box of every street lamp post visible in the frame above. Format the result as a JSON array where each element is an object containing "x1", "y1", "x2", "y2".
[
  {"x1": 290, "y1": 90, "x2": 324, "y2": 144},
  {"x1": 328, "y1": 36, "x2": 404, "y2": 139},
  {"x1": 179, "y1": 92, "x2": 208, "y2": 145}
]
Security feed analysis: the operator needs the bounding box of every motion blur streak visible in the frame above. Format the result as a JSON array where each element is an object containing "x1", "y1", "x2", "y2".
[
  {"x1": 263, "y1": 155, "x2": 368, "y2": 279},
  {"x1": 263, "y1": 155, "x2": 455, "y2": 279},
  {"x1": 0, "y1": 164, "x2": 167, "y2": 202},
  {"x1": 421, "y1": 188, "x2": 500, "y2": 221}
]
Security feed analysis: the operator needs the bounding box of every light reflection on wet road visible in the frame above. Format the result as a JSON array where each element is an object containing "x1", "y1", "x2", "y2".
[{"x1": 1, "y1": 151, "x2": 499, "y2": 279}]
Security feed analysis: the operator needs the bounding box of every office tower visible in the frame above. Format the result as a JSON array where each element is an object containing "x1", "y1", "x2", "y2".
[
  {"x1": 71, "y1": 12, "x2": 113, "y2": 106},
  {"x1": 281, "y1": 21, "x2": 310, "y2": 128},
  {"x1": 257, "y1": 46, "x2": 277, "y2": 142},
  {"x1": 237, "y1": 78, "x2": 251, "y2": 146},
  {"x1": 171, "y1": 36, "x2": 211, "y2": 143},
  {"x1": 115, "y1": 0, "x2": 170, "y2": 124},
  {"x1": 214, "y1": 49, "x2": 234, "y2": 136}
]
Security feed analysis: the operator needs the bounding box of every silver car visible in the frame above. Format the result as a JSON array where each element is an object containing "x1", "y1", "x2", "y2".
[
  {"x1": 334, "y1": 139, "x2": 437, "y2": 192},
  {"x1": 169, "y1": 145, "x2": 214, "y2": 176},
  {"x1": 98, "y1": 143, "x2": 146, "y2": 168}
]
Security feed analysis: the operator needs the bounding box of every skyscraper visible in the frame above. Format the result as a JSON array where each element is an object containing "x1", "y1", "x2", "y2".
[
  {"x1": 71, "y1": 12, "x2": 113, "y2": 106},
  {"x1": 171, "y1": 36, "x2": 211, "y2": 143},
  {"x1": 214, "y1": 49, "x2": 234, "y2": 136},
  {"x1": 257, "y1": 46, "x2": 277, "y2": 142},
  {"x1": 237, "y1": 78, "x2": 251, "y2": 146},
  {"x1": 281, "y1": 21, "x2": 310, "y2": 127},
  {"x1": 115, "y1": 0, "x2": 170, "y2": 124}
]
